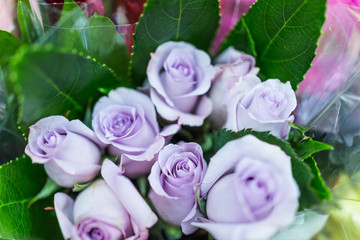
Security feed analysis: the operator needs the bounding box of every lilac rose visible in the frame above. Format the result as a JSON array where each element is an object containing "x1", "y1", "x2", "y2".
[
  {"x1": 54, "y1": 159, "x2": 158, "y2": 240},
  {"x1": 192, "y1": 135, "x2": 300, "y2": 240},
  {"x1": 92, "y1": 87, "x2": 179, "y2": 178},
  {"x1": 147, "y1": 41, "x2": 215, "y2": 126},
  {"x1": 25, "y1": 116, "x2": 102, "y2": 187},
  {"x1": 209, "y1": 47, "x2": 259, "y2": 128},
  {"x1": 148, "y1": 142, "x2": 207, "y2": 234},
  {"x1": 225, "y1": 78, "x2": 297, "y2": 138}
]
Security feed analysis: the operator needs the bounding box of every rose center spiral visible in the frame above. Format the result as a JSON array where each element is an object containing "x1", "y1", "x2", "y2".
[
  {"x1": 258, "y1": 89, "x2": 287, "y2": 115},
  {"x1": 88, "y1": 227, "x2": 105, "y2": 240}
]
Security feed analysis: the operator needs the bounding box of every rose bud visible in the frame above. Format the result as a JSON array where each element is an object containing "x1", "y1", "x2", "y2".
[
  {"x1": 192, "y1": 135, "x2": 300, "y2": 240},
  {"x1": 54, "y1": 159, "x2": 158, "y2": 240},
  {"x1": 148, "y1": 142, "x2": 207, "y2": 234},
  {"x1": 25, "y1": 116, "x2": 102, "y2": 188},
  {"x1": 209, "y1": 47, "x2": 259, "y2": 128},
  {"x1": 147, "y1": 41, "x2": 215, "y2": 126},
  {"x1": 224, "y1": 77, "x2": 297, "y2": 138},
  {"x1": 92, "y1": 87, "x2": 179, "y2": 178}
]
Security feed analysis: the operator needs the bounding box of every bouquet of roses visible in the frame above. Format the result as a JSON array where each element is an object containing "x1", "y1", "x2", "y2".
[{"x1": 1, "y1": 0, "x2": 359, "y2": 239}]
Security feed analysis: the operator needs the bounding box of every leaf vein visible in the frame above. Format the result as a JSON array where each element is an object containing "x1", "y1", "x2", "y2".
[
  {"x1": 261, "y1": 0, "x2": 309, "y2": 59},
  {"x1": 175, "y1": 0, "x2": 183, "y2": 40}
]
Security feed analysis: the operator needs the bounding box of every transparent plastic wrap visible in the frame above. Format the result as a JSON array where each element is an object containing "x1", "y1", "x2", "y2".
[
  {"x1": 0, "y1": 0, "x2": 133, "y2": 165},
  {"x1": 296, "y1": 2, "x2": 360, "y2": 238},
  {"x1": 26, "y1": 0, "x2": 132, "y2": 70},
  {"x1": 296, "y1": 2, "x2": 360, "y2": 142}
]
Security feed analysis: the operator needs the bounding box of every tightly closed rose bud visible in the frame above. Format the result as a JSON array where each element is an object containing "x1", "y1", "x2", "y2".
[
  {"x1": 54, "y1": 159, "x2": 158, "y2": 240},
  {"x1": 92, "y1": 87, "x2": 179, "y2": 178},
  {"x1": 147, "y1": 41, "x2": 215, "y2": 126},
  {"x1": 148, "y1": 142, "x2": 207, "y2": 234},
  {"x1": 225, "y1": 77, "x2": 297, "y2": 138},
  {"x1": 192, "y1": 135, "x2": 299, "y2": 240},
  {"x1": 25, "y1": 116, "x2": 102, "y2": 187},
  {"x1": 209, "y1": 47, "x2": 259, "y2": 128}
]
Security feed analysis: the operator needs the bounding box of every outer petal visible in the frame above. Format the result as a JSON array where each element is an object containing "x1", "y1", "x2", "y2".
[
  {"x1": 54, "y1": 193, "x2": 75, "y2": 240},
  {"x1": 233, "y1": 104, "x2": 294, "y2": 138},
  {"x1": 52, "y1": 131, "x2": 101, "y2": 165},
  {"x1": 200, "y1": 135, "x2": 292, "y2": 196},
  {"x1": 148, "y1": 162, "x2": 171, "y2": 198},
  {"x1": 192, "y1": 219, "x2": 277, "y2": 240},
  {"x1": 118, "y1": 154, "x2": 157, "y2": 179},
  {"x1": 191, "y1": 220, "x2": 240, "y2": 240},
  {"x1": 148, "y1": 190, "x2": 194, "y2": 227},
  {"x1": 101, "y1": 160, "x2": 158, "y2": 229},
  {"x1": 151, "y1": 89, "x2": 213, "y2": 126},
  {"x1": 73, "y1": 180, "x2": 131, "y2": 228},
  {"x1": 66, "y1": 119, "x2": 105, "y2": 148},
  {"x1": 45, "y1": 160, "x2": 100, "y2": 187},
  {"x1": 181, "y1": 199, "x2": 204, "y2": 235}
]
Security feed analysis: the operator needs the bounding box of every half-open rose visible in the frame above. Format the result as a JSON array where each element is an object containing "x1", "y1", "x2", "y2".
[
  {"x1": 147, "y1": 41, "x2": 215, "y2": 126},
  {"x1": 148, "y1": 142, "x2": 207, "y2": 234},
  {"x1": 192, "y1": 135, "x2": 299, "y2": 240},
  {"x1": 92, "y1": 87, "x2": 179, "y2": 178}
]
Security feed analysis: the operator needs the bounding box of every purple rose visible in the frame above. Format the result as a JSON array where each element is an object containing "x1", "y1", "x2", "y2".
[
  {"x1": 92, "y1": 87, "x2": 179, "y2": 178},
  {"x1": 192, "y1": 135, "x2": 299, "y2": 240},
  {"x1": 147, "y1": 41, "x2": 215, "y2": 126},
  {"x1": 225, "y1": 78, "x2": 297, "y2": 138},
  {"x1": 148, "y1": 142, "x2": 207, "y2": 234},
  {"x1": 54, "y1": 159, "x2": 158, "y2": 240},
  {"x1": 25, "y1": 116, "x2": 102, "y2": 187},
  {"x1": 209, "y1": 47, "x2": 259, "y2": 128}
]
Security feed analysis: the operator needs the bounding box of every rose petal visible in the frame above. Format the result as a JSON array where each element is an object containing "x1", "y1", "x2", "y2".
[
  {"x1": 101, "y1": 159, "x2": 158, "y2": 229},
  {"x1": 46, "y1": 160, "x2": 100, "y2": 187},
  {"x1": 191, "y1": 219, "x2": 278, "y2": 240},
  {"x1": 181, "y1": 200, "x2": 204, "y2": 235},
  {"x1": 200, "y1": 135, "x2": 292, "y2": 196},
  {"x1": 66, "y1": 119, "x2": 105, "y2": 148},
  {"x1": 149, "y1": 189, "x2": 195, "y2": 226},
  {"x1": 54, "y1": 193, "x2": 75, "y2": 239}
]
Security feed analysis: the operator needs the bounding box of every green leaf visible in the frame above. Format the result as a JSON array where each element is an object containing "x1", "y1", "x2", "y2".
[
  {"x1": 131, "y1": 0, "x2": 220, "y2": 86},
  {"x1": 72, "y1": 181, "x2": 91, "y2": 192},
  {"x1": 0, "y1": 156, "x2": 62, "y2": 239},
  {"x1": 149, "y1": 218, "x2": 183, "y2": 240},
  {"x1": 304, "y1": 157, "x2": 332, "y2": 201},
  {"x1": 0, "y1": 31, "x2": 22, "y2": 109},
  {"x1": 28, "y1": 178, "x2": 61, "y2": 207},
  {"x1": 136, "y1": 176, "x2": 149, "y2": 198},
  {"x1": 329, "y1": 136, "x2": 360, "y2": 176},
  {"x1": 289, "y1": 123, "x2": 333, "y2": 160},
  {"x1": 205, "y1": 129, "x2": 331, "y2": 209},
  {"x1": 88, "y1": 14, "x2": 130, "y2": 81},
  {"x1": 38, "y1": 1, "x2": 131, "y2": 83},
  {"x1": 196, "y1": 187, "x2": 206, "y2": 214},
  {"x1": 0, "y1": 31, "x2": 22, "y2": 67},
  {"x1": 17, "y1": 0, "x2": 43, "y2": 43},
  {"x1": 10, "y1": 45, "x2": 121, "y2": 132},
  {"x1": 223, "y1": 0, "x2": 326, "y2": 89},
  {"x1": 0, "y1": 104, "x2": 26, "y2": 165}
]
